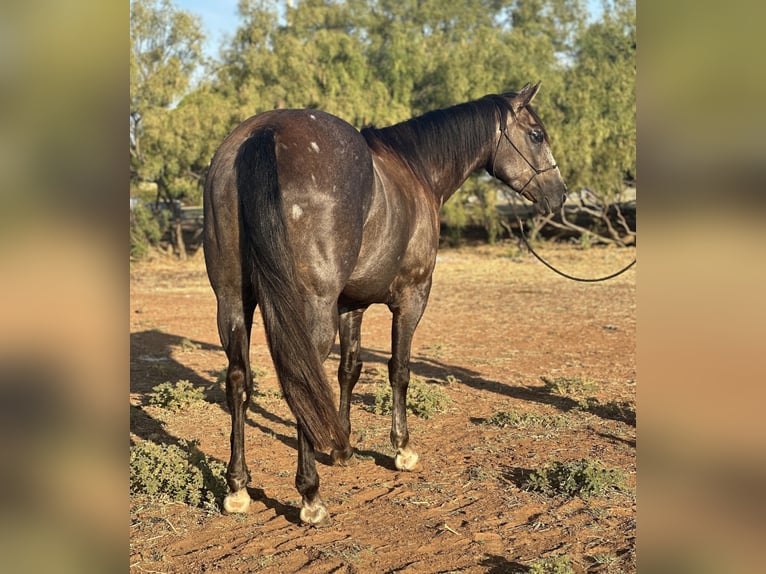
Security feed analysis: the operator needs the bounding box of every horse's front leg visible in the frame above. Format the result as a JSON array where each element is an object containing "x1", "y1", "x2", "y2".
[{"x1": 388, "y1": 284, "x2": 431, "y2": 471}]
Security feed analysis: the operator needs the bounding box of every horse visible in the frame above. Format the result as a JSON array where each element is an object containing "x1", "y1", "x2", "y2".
[{"x1": 203, "y1": 82, "x2": 567, "y2": 525}]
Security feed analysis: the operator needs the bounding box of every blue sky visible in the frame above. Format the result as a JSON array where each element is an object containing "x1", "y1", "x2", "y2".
[{"x1": 175, "y1": 0, "x2": 605, "y2": 60}]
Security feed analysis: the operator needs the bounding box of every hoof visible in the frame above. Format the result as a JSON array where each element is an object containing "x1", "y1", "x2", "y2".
[
  {"x1": 331, "y1": 447, "x2": 355, "y2": 466},
  {"x1": 300, "y1": 499, "x2": 331, "y2": 527},
  {"x1": 223, "y1": 489, "x2": 251, "y2": 514},
  {"x1": 395, "y1": 447, "x2": 421, "y2": 472}
]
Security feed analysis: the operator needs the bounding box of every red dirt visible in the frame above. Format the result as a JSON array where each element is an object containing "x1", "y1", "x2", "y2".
[{"x1": 130, "y1": 243, "x2": 636, "y2": 573}]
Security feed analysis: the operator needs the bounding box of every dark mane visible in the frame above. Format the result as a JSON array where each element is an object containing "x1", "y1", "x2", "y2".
[{"x1": 361, "y1": 92, "x2": 545, "y2": 188}]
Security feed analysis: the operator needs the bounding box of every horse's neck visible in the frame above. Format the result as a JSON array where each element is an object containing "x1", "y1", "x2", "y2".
[
  {"x1": 430, "y1": 149, "x2": 491, "y2": 206},
  {"x1": 367, "y1": 111, "x2": 496, "y2": 206}
]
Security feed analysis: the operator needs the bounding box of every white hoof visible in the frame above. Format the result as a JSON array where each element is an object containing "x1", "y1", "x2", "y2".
[
  {"x1": 300, "y1": 498, "x2": 330, "y2": 527},
  {"x1": 223, "y1": 489, "x2": 251, "y2": 514},
  {"x1": 394, "y1": 447, "x2": 421, "y2": 471}
]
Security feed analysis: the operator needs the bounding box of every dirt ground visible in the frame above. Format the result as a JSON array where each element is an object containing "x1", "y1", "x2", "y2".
[{"x1": 130, "y1": 242, "x2": 636, "y2": 573}]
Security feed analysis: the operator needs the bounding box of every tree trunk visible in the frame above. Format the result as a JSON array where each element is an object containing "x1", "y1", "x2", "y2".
[{"x1": 173, "y1": 217, "x2": 187, "y2": 260}]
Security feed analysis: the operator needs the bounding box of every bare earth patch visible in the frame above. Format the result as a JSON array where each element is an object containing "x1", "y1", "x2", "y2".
[{"x1": 130, "y1": 242, "x2": 636, "y2": 573}]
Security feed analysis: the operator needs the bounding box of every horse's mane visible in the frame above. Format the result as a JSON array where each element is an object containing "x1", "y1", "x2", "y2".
[{"x1": 361, "y1": 92, "x2": 547, "y2": 189}]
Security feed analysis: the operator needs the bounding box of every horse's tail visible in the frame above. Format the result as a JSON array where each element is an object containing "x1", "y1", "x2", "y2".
[{"x1": 235, "y1": 129, "x2": 348, "y2": 453}]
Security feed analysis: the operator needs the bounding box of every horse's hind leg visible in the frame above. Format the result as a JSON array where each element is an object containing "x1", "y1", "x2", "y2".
[
  {"x1": 217, "y1": 297, "x2": 256, "y2": 514},
  {"x1": 332, "y1": 307, "x2": 366, "y2": 465},
  {"x1": 294, "y1": 297, "x2": 338, "y2": 526},
  {"x1": 296, "y1": 424, "x2": 329, "y2": 525}
]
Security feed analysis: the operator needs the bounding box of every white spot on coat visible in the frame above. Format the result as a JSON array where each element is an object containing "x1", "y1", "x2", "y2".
[
  {"x1": 291, "y1": 204, "x2": 303, "y2": 220},
  {"x1": 309, "y1": 114, "x2": 316, "y2": 120},
  {"x1": 310, "y1": 141, "x2": 320, "y2": 153}
]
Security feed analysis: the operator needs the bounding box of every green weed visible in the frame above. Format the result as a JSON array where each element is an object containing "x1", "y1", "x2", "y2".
[
  {"x1": 528, "y1": 555, "x2": 575, "y2": 574},
  {"x1": 524, "y1": 458, "x2": 627, "y2": 498},
  {"x1": 148, "y1": 380, "x2": 206, "y2": 412},
  {"x1": 178, "y1": 337, "x2": 201, "y2": 352},
  {"x1": 540, "y1": 376, "x2": 597, "y2": 397},
  {"x1": 483, "y1": 409, "x2": 563, "y2": 429},
  {"x1": 129, "y1": 439, "x2": 227, "y2": 511},
  {"x1": 576, "y1": 397, "x2": 636, "y2": 425},
  {"x1": 369, "y1": 374, "x2": 452, "y2": 419}
]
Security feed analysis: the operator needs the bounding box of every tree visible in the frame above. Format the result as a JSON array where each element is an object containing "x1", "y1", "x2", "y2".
[
  {"x1": 524, "y1": 0, "x2": 635, "y2": 245},
  {"x1": 556, "y1": 0, "x2": 636, "y2": 200},
  {"x1": 130, "y1": 0, "x2": 635, "y2": 255},
  {"x1": 130, "y1": 0, "x2": 205, "y2": 257}
]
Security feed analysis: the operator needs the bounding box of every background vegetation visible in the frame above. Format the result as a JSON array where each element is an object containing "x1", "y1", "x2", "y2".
[{"x1": 130, "y1": 0, "x2": 635, "y2": 258}]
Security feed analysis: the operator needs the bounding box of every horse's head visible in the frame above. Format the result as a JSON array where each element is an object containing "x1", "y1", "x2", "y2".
[{"x1": 489, "y1": 82, "x2": 567, "y2": 215}]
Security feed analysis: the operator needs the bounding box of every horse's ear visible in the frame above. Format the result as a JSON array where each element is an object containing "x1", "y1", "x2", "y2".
[{"x1": 512, "y1": 81, "x2": 542, "y2": 113}]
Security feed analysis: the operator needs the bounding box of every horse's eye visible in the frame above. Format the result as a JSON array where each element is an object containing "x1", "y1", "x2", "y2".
[{"x1": 529, "y1": 130, "x2": 544, "y2": 144}]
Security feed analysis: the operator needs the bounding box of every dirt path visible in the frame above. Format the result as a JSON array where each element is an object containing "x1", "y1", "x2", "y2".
[{"x1": 130, "y1": 243, "x2": 636, "y2": 573}]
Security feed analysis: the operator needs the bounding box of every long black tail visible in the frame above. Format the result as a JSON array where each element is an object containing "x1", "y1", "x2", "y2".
[{"x1": 235, "y1": 130, "x2": 348, "y2": 453}]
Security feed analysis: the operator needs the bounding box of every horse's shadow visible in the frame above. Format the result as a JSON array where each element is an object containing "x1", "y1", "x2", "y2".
[
  {"x1": 246, "y1": 487, "x2": 302, "y2": 525},
  {"x1": 355, "y1": 346, "x2": 635, "y2": 428},
  {"x1": 480, "y1": 555, "x2": 529, "y2": 573},
  {"x1": 130, "y1": 329, "x2": 632, "y2": 480},
  {"x1": 130, "y1": 329, "x2": 312, "y2": 522},
  {"x1": 129, "y1": 330, "x2": 383, "y2": 468},
  {"x1": 130, "y1": 329, "x2": 219, "y2": 446}
]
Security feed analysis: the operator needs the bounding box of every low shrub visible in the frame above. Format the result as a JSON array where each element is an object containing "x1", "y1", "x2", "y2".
[
  {"x1": 370, "y1": 375, "x2": 452, "y2": 419},
  {"x1": 130, "y1": 202, "x2": 168, "y2": 260},
  {"x1": 540, "y1": 376, "x2": 597, "y2": 397},
  {"x1": 483, "y1": 409, "x2": 563, "y2": 429},
  {"x1": 129, "y1": 439, "x2": 227, "y2": 511},
  {"x1": 524, "y1": 458, "x2": 627, "y2": 498},
  {"x1": 148, "y1": 380, "x2": 206, "y2": 412},
  {"x1": 576, "y1": 397, "x2": 636, "y2": 426},
  {"x1": 528, "y1": 555, "x2": 575, "y2": 574}
]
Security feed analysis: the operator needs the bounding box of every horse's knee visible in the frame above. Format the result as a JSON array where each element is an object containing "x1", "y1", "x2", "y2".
[
  {"x1": 226, "y1": 364, "x2": 250, "y2": 407},
  {"x1": 338, "y1": 360, "x2": 362, "y2": 388},
  {"x1": 387, "y1": 357, "x2": 410, "y2": 388}
]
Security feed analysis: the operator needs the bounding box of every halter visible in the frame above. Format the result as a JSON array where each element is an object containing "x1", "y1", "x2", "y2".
[
  {"x1": 492, "y1": 110, "x2": 636, "y2": 282},
  {"x1": 491, "y1": 116, "x2": 558, "y2": 196}
]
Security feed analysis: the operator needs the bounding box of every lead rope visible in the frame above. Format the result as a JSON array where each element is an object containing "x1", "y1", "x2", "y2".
[
  {"x1": 506, "y1": 206, "x2": 636, "y2": 283},
  {"x1": 494, "y1": 109, "x2": 636, "y2": 282}
]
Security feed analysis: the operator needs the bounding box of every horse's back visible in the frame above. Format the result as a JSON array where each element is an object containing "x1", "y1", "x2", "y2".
[
  {"x1": 205, "y1": 109, "x2": 376, "y2": 298},
  {"x1": 208, "y1": 109, "x2": 372, "y2": 195}
]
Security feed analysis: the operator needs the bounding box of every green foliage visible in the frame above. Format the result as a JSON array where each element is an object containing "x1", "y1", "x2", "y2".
[
  {"x1": 442, "y1": 176, "x2": 504, "y2": 244},
  {"x1": 369, "y1": 374, "x2": 452, "y2": 419},
  {"x1": 483, "y1": 409, "x2": 563, "y2": 429},
  {"x1": 131, "y1": 0, "x2": 636, "y2": 247},
  {"x1": 528, "y1": 554, "x2": 575, "y2": 574},
  {"x1": 131, "y1": 0, "x2": 215, "y2": 250},
  {"x1": 578, "y1": 230, "x2": 593, "y2": 250},
  {"x1": 129, "y1": 439, "x2": 227, "y2": 511},
  {"x1": 575, "y1": 397, "x2": 636, "y2": 425},
  {"x1": 540, "y1": 375, "x2": 597, "y2": 397},
  {"x1": 555, "y1": 0, "x2": 636, "y2": 200},
  {"x1": 441, "y1": 190, "x2": 469, "y2": 245},
  {"x1": 130, "y1": 202, "x2": 168, "y2": 260},
  {"x1": 524, "y1": 458, "x2": 627, "y2": 498},
  {"x1": 148, "y1": 380, "x2": 206, "y2": 412}
]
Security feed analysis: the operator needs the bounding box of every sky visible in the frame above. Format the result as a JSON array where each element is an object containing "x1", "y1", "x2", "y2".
[{"x1": 174, "y1": 0, "x2": 606, "y2": 60}]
